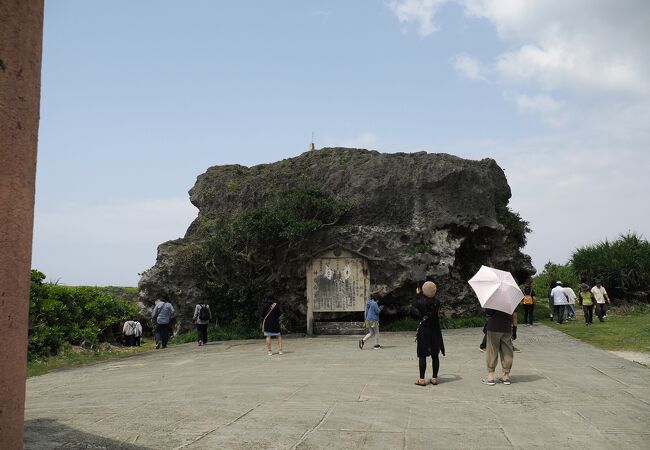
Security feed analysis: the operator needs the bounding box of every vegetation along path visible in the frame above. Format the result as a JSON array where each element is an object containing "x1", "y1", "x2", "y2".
[{"x1": 25, "y1": 325, "x2": 650, "y2": 449}]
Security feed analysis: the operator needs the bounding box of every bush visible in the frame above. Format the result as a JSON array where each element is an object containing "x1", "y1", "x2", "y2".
[
  {"x1": 570, "y1": 232, "x2": 650, "y2": 298},
  {"x1": 171, "y1": 323, "x2": 261, "y2": 345},
  {"x1": 532, "y1": 262, "x2": 580, "y2": 298},
  {"x1": 172, "y1": 188, "x2": 351, "y2": 330},
  {"x1": 29, "y1": 270, "x2": 139, "y2": 358},
  {"x1": 496, "y1": 206, "x2": 531, "y2": 248}
]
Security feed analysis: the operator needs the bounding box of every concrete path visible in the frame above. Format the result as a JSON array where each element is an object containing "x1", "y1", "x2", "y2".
[{"x1": 25, "y1": 325, "x2": 650, "y2": 449}]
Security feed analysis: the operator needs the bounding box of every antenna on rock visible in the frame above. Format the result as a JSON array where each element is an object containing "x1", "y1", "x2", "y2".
[{"x1": 309, "y1": 132, "x2": 316, "y2": 151}]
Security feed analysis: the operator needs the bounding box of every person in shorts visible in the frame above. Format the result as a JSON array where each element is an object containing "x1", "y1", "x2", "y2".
[{"x1": 359, "y1": 292, "x2": 383, "y2": 350}]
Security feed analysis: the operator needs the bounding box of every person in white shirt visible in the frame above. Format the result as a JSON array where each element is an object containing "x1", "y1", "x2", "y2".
[
  {"x1": 550, "y1": 281, "x2": 569, "y2": 324},
  {"x1": 563, "y1": 286, "x2": 577, "y2": 320},
  {"x1": 590, "y1": 280, "x2": 611, "y2": 322},
  {"x1": 122, "y1": 319, "x2": 137, "y2": 346},
  {"x1": 133, "y1": 320, "x2": 142, "y2": 346}
]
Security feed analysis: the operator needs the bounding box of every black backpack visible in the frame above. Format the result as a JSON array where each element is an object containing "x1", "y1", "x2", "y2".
[{"x1": 198, "y1": 304, "x2": 210, "y2": 321}]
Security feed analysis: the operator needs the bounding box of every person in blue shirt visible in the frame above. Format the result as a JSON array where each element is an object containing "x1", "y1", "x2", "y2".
[
  {"x1": 359, "y1": 292, "x2": 383, "y2": 350},
  {"x1": 151, "y1": 298, "x2": 175, "y2": 349}
]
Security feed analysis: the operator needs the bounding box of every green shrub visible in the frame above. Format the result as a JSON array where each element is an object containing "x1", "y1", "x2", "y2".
[
  {"x1": 532, "y1": 262, "x2": 580, "y2": 298},
  {"x1": 570, "y1": 232, "x2": 650, "y2": 298},
  {"x1": 171, "y1": 323, "x2": 261, "y2": 345},
  {"x1": 496, "y1": 206, "x2": 531, "y2": 248},
  {"x1": 383, "y1": 315, "x2": 486, "y2": 332},
  {"x1": 171, "y1": 188, "x2": 351, "y2": 330},
  {"x1": 29, "y1": 270, "x2": 139, "y2": 358}
]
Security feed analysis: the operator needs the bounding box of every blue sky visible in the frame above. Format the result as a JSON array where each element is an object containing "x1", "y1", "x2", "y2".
[{"x1": 34, "y1": 0, "x2": 650, "y2": 286}]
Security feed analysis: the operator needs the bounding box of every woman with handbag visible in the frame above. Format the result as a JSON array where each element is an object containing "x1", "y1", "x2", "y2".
[
  {"x1": 262, "y1": 298, "x2": 283, "y2": 356},
  {"x1": 412, "y1": 281, "x2": 445, "y2": 386}
]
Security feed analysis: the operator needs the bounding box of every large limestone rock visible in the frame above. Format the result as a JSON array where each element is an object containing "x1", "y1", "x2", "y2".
[{"x1": 139, "y1": 148, "x2": 535, "y2": 330}]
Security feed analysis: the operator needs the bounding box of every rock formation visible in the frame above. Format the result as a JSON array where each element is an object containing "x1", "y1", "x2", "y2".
[{"x1": 139, "y1": 148, "x2": 535, "y2": 331}]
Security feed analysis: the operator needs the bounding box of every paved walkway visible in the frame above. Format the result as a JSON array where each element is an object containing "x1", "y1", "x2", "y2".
[{"x1": 25, "y1": 325, "x2": 650, "y2": 449}]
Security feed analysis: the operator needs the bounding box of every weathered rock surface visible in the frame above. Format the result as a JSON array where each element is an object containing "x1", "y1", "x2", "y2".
[{"x1": 139, "y1": 148, "x2": 535, "y2": 330}]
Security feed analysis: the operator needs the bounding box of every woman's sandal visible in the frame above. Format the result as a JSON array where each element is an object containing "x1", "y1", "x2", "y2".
[
  {"x1": 414, "y1": 379, "x2": 427, "y2": 386},
  {"x1": 430, "y1": 378, "x2": 438, "y2": 385}
]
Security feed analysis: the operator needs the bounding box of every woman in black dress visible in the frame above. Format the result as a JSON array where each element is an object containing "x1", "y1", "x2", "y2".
[{"x1": 413, "y1": 281, "x2": 445, "y2": 386}]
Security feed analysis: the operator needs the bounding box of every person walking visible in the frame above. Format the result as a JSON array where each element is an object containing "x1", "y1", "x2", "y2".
[
  {"x1": 521, "y1": 278, "x2": 536, "y2": 326},
  {"x1": 152, "y1": 298, "x2": 175, "y2": 349},
  {"x1": 563, "y1": 285, "x2": 577, "y2": 320},
  {"x1": 122, "y1": 319, "x2": 137, "y2": 347},
  {"x1": 193, "y1": 302, "x2": 212, "y2": 346},
  {"x1": 591, "y1": 279, "x2": 611, "y2": 322},
  {"x1": 133, "y1": 320, "x2": 142, "y2": 346},
  {"x1": 412, "y1": 281, "x2": 445, "y2": 386},
  {"x1": 550, "y1": 281, "x2": 569, "y2": 324},
  {"x1": 483, "y1": 308, "x2": 516, "y2": 385},
  {"x1": 262, "y1": 298, "x2": 283, "y2": 356},
  {"x1": 359, "y1": 293, "x2": 383, "y2": 350},
  {"x1": 548, "y1": 280, "x2": 556, "y2": 321},
  {"x1": 579, "y1": 283, "x2": 595, "y2": 326}
]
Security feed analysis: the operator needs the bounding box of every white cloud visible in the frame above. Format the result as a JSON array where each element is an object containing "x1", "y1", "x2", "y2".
[
  {"x1": 450, "y1": 134, "x2": 650, "y2": 273},
  {"x1": 310, "y1": 10, "x2": 331, "y2": 24},
  {"x1": 452, "y1": 53, "x2": 487, "y2": 80},
  {"x1": 512, "y1": 93, "x2": 568, "y2": 127},
  {"x1": 388, "y1": 0, "x2": 448, "y2": 37},
  {"x1": 388, "y1": 0, "x2": 650, "y2": 274},
  {"x1": 390, "y1": 1, "x2": 650, "y2": 95},
  {"x1": 496, "y1": 40, "x2": 647, "y2": 95},
  {"x1": 340, "y1": 132, "x2": 380, "y2": 149},
  {"x1": 32, "y1": 197, "x2": 198, "y2": 286},
  {"x1": 459, "y1": 0, "x2": 650, "y2": 96}
]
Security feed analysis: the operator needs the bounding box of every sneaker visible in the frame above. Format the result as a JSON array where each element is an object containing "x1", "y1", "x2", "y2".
[
  {"x1": 278, "y1": 351, "x2": 283, "y2": 355},
  {"x1": 501, "y1": 378, "x2": 511, "y2": 385},
  {"x1": 267, "y1": 351, "x2": 273, "y2": 356},
  {"x1": 482, "y1": 378, "x2": 496, "y2": 386},
  {"x1": 373, "y1": 344, "x2": 383, "y2": 349},
  {"x1": 198, "y1": 340, "x2": 203, "y2": 346},
  {"x1": 358, "y1": 339, "x2": 364, "y2": 350},
  {"x1": 155, "y1": 343, "x2": 161, "y2": 349}
]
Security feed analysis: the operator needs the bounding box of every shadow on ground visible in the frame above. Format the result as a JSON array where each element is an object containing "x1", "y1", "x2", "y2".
[
  {"x1": 25, "y1": 419, "x2": 151, "y2": 450},
  {"x1": 510, "y1": 373, "x2": 545, "y2": 383}
]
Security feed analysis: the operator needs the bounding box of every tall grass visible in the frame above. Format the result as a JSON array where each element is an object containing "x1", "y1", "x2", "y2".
[
  {"x1": 570, "y1": 232, "x2": 650, "y2": 297},
  {"x1": 531, "y1": 262, "x2": 580, "y2": 299}
]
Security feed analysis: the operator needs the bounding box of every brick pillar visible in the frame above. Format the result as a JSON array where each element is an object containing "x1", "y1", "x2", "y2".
[{"x1": 0, "y1": 1, "x2": 44, "y2": 448}]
